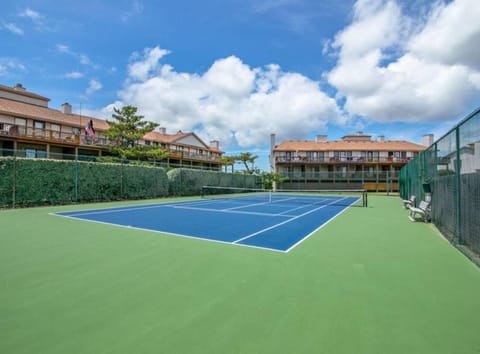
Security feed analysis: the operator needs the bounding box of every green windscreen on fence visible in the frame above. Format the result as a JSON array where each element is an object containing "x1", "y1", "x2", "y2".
[
  {"x1": 400, "y1": 107, "x2": 480, "y2": 261},
  {"x1": 0, "y1": 155, "x2": 259, "y2": 207}
]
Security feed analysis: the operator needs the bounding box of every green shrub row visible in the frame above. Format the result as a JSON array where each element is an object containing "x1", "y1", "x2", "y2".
[
  {"x1": 0, "y1": 157, "x2": 258, "y2": 207},
  {"x1": 167, "y1": 168, "x2": 258, "y2": 196}
]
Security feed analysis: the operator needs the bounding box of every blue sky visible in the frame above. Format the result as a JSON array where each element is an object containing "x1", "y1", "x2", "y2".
[{"x1": 1, "y1": 0, "x2": 479, "y2": 171}]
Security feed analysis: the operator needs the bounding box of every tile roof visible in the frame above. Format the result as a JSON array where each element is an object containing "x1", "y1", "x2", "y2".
[
  {"x1": 0, "y1": 84, "x2": 50, "y2": 102},
  {"x1": 274, "y1": 140, "x2": 426, "y2": 152},
  {"x1": 0, "y1": 97, "x2": 222, "y2": 152},
  {"x1": 0, "y1": 97, "x2": 108, "y2": 129}
]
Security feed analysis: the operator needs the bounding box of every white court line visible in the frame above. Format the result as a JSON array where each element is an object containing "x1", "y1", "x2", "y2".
[
  {"x1": 52, "y1": 203, "x2": 170, "y2": 217},
  {"x1": 222, "y1": 199, "x2": 271, "y2": 211},
  {"x1": 170, "y1": 204, "x2": 289, "y2": 218},
  {"x1": 284, "y1": 196, "x2": 360, "y2": 252},
  {"x1": 233, "y1": 196, "x2": 349, "y2": 244},
  {"x1": 51, "y1": 198, "x2": 229, "y2": 217},
  {"x1": 50, "y1": 195, "x2": 360, "y2": 253},
  {"x1": 51, "y1": 212, "x2": 287, "y2": 253}
]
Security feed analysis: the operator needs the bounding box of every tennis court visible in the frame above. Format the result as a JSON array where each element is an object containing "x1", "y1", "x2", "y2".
[
  {"x1": 52, "y1": 188, "x2": 366, "y2": 252},
  {"x1": 2, "y1": 194, "x2": 480, "y2": 354}
]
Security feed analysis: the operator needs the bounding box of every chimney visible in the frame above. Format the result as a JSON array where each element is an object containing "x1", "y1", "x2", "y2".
[
  {"x1": 377, "y1": 135, "x2": 385, "y2": 143},
  {"x1": 422, "y1": 134, "x2": 434, "y2": 147},
  {"x1": 61, "y1": 102, "x2": 72, "y2": 114},
  {"x1": 14, "y1": 83, "x2": 26, "y2": 91},
  {"x1": 270, "y1": 134, "x2": 276, "y2": 150},
  {"x1": 158, "y1": 127, "x2": 166, "y2": 134},
  {"x1": 270, "y1": 134, "x2": 276, "y2": 174},
  {"x1": 210, "y1": 140, "x2": 219, "y2": 149},
  {"x1": 316, "y1": 135, "x2": 327, "y2": 143}
]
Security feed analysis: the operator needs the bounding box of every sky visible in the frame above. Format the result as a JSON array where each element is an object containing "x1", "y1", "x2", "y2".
[{"x1": 1, "y1": 0, "x2": 479, "y2": 171}]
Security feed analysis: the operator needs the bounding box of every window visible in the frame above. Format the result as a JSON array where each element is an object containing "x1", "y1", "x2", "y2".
[
  {"x1": 34, "y1": 121, "x2": 45, "y2": 129},
  {"x1": 50, "y1": 124, "x2": 60, "y2": 139},
  {"x1": 33, "y1": 120, "x2": 46, "y2": 138},
  {"x1": 15, "y1": 118, "x2": 26, "y2": 135},
  {"x1": 15, "y1": 118, "x2": 26, "y2": 126}
]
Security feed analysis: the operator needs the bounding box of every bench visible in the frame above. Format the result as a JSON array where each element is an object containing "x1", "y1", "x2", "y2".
[
  {"x1": 402, "y1": 195, "x2": 416, "y2": 209},
  {"x1": 409, "y1": 200, "x2": 431, "y2": 222}
]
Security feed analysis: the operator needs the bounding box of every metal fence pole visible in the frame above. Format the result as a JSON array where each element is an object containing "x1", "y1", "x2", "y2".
[{"x1": 455, "y1": 127, "x2": 462, "y2": 245}]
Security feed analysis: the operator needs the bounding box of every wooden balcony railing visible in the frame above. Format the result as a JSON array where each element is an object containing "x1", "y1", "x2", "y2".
[
  {"x1": 275, "y1": 156, "x2": 412, "y2": 164},
  {"x1": 1, "y1": 122, "x2": 223, "y2": 163}
]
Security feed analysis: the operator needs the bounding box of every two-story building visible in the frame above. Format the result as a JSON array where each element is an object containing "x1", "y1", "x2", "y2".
[
  {"x1": 271, "y1": 132, "x2": 429, "y2": 191},
  {"x1": 0, "y1": 83, "x2": 224, "y2": 169}
]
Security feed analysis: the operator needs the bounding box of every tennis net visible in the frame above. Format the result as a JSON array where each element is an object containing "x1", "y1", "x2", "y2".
[{"x1": 201, "y1": 186, "x2": 368, "y2": 207}]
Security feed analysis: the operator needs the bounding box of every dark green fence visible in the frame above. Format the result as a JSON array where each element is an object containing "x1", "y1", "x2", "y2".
[
  {"x1": 0, "y1": 152, "x2": 259, "y2": 207},
  {"x1": 400, "y1": 107, "x2": 480, "y2": 262},
  {"x1": 278, "y1": 171, "x2": 400, "y2": 192}
]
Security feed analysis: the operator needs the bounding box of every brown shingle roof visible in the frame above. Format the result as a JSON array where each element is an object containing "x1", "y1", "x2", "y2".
[
  {"x1": 0, "y1": 84, "x2": 50, "y2": 102},
  {"x1": 274, "y1": 140, "x2": 426, "y2": 152},
  {"x1": 0, "y1": 97, "x2": 108, "y2": 130},
  {"x1": 0, "y1": 97, "x2": 222, "y2": 152}
]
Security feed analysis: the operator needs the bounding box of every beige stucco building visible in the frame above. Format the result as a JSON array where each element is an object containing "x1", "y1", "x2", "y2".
[{"x1": 271, "y1": 132, "x2": 429, "y2": 191}]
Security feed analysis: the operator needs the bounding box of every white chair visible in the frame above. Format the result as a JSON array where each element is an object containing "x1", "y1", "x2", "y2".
[
  {"x1": 409, "y1": 200, "x2": 431, "y2": 222},
  {"x1": 402, "y1": 195, "x2": 416, "y2": 209}
]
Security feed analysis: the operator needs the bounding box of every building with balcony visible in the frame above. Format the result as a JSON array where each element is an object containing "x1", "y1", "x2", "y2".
[
  {"x1": 271, "y1": 132, "x2": 429, "y2": 191},
  {"x1": 0, "y1": 83, "x2": 224, "y2": 169}
]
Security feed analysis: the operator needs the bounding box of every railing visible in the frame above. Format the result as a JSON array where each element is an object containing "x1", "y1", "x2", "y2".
[
  {"x1": 275, "y1": 156, "x2": 412, "y2": 163},
  {"x1": 0, "y1": 123, "x2": 110, "y2": 146},
  {"x1": 0, "y1": 123, "x2": 223, "y2": 163},
  {"x1": 168, "y1": 150, "x2": 223, "y2": 162}
]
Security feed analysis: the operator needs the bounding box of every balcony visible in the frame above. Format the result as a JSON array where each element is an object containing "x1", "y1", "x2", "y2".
[
  {"x1": 168, "y1": 150, "x2": 223, "y2": 163},
  {"x1": 0, "y1": 123, "x2": 112, "y2": 147},
  {"x1": 275, "y1": 156, "x2": 411, "y2": 164}
]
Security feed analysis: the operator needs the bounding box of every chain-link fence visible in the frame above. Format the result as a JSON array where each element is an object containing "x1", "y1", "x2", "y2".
[
  {"x1": 277, "y1": 171, "x2": 400, "y2": 192},
  {"x1": 0, "y1": 149, "x2": 259, "y2": 208},
  {"x1": 400, "y1": 107, "x2": 480, "y2": 262}
]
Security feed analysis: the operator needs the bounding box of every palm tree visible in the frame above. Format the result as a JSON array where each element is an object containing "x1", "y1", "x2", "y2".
[
  {"x1": 221, "y1": 156, "x2": 236, "y2": 173},
  {"x1": 237, "y1": 152, "x2": 258, "y2": 174}
]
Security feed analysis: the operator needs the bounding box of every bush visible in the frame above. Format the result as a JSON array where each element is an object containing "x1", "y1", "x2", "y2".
[
  {"x1": 0, "y1": 157, "x2": 169, "y2": 207},
  {"x1": 167, "y1": 168, "x2": 259, "y2": 196}
]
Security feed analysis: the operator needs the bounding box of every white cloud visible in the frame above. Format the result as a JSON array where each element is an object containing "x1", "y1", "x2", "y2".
[
  {"x1": 18, "y1": 7, "x2": 49, "y2": 32},
  {"x1": 86, "y1": 79, "x2": 102, "y2": 95},
  {"x1": 56, "y1": 44, "x2": 95, "y2": 68},
  {"x1": 128, "y1": 47, "x2": 170, "y2": 81},
  {"x1": 408, "y1": 0, "x2": 480, "y2": 70},
  {"x1": 326, "y1": 0, "x2": 480, "y2": 123},
  {"x1": 121, "y1": 0, "x2": 144, "y2": 22},
  {"x1": 0, "y1": 58, "x2": 26, "y2": 76},
  {"x1": 19, "y1": 7, "x2": 42, "y2": 20},
  {"x1": 64, "y1": 71, "x2": 83, "y2": 79},
  {"x1": 56, "y1": 44, "x2": 71, "y2": 54},
  {"x1": 3, "y1": 22, "x2": 24, "y2": 35},
  {"x1": 79, "y1": 55, "x2": 91, "y2": 65},
  {"x1": 111, "y1": 46, "x2": 342, "y2": 148}
]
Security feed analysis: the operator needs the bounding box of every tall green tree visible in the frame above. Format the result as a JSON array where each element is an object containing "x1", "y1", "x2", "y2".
[
  {"x1": 106, "y1": 105, "x2": 159, "y2": 147},
  {"x1": 106, "y1": 105, "x2": 168, "y2": 161}
]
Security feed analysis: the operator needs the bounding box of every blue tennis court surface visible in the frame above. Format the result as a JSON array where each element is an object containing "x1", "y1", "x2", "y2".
[{"x1": 53, "y1": 194, "x2": 361, "y2": 252}]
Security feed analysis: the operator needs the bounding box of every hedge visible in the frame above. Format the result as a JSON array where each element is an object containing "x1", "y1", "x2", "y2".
[
  {"x1": 167, "y1": 168, "x2": 259, "y2": 196},
  {"x1": 0, "y1": 158, "x2": 259, "y2": 207},
  {"x1": 0, "y1": 157, "x2": 169, "y2": 207}
]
